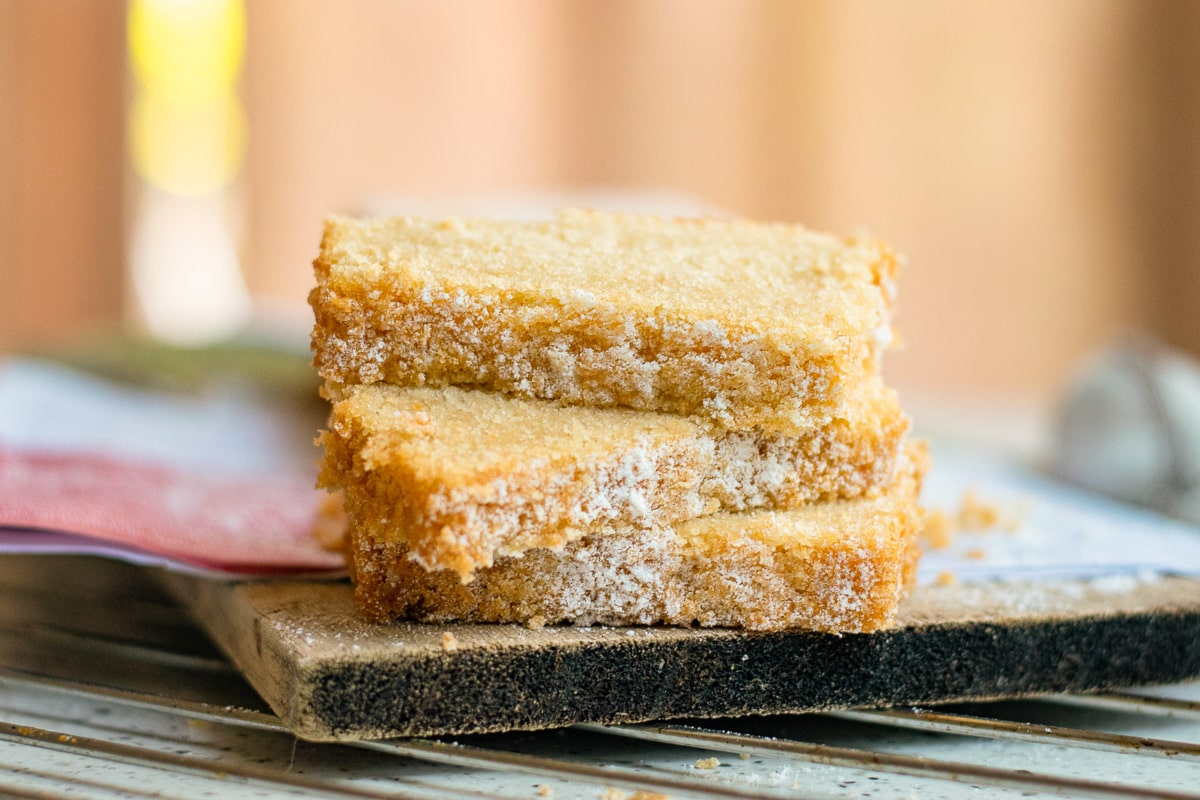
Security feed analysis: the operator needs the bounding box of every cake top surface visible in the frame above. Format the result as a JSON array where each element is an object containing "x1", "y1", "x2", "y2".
[
  {"x1": 334, "y1": 384, "x2": 696, "y2": 483},
  {"x1": 316, "y1": 209, "x2": 897, "y2": 340}
]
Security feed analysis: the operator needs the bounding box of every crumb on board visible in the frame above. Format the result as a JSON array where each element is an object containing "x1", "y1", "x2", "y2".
[
  {"x1": 693, "y1": 757, "x2": 720, "y2": 769},
  {"x1": 921, "y1": 509, "x2": 953, "y2": 549},
  {"x1": 958, "y1": 489, "x2": 1004, "y2": 531},
  {"x1": 964, "y1": 548, "x2": 987, "y2": 560},
  {"x1": 441, "y1": 632, "x2": 459, "y2": 652},
  {"x1": 599, "y1": 789, "x2": 624, "y2": 800},
  {"x1": 526, "y1": 615, "x2": 547, "y2": 630},
  {"x1": 630, "y1": 792, "x2": 671, "y2": 800},
  {"x1": 919, "y1": 489, "x2": 1023, "y2": 550},
  {"x1": 935, "y1": 571, "x2": 958, "y2": 587},
  {"x1": 738, "y1": 752, "x2": 751, "y2": 760},
  {"x1": 536, "y1": 785, "x2": 552, "y2": 797}
]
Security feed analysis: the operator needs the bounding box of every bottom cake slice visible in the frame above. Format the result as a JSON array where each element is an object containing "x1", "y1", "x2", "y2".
[{"x1": 349, "y1": 442, "x2": 927, "y2": 633}]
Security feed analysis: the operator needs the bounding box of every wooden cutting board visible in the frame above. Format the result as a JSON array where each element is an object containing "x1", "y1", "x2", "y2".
[{"x1": 170, "y1": 573, "x2": 1200, "y2": 742}]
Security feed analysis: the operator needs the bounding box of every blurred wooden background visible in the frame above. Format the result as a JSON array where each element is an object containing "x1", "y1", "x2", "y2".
[{"x1": 2, "y1": 0, "x2": 1199, "y2": 409}]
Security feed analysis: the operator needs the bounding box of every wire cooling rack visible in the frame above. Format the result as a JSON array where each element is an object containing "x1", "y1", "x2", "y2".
[{"x1": 2, "y1": 554, "x2": 1199, "y2": 799}]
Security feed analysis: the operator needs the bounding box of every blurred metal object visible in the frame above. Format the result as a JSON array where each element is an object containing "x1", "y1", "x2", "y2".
[{"x1": 1054, "y1": 335, "x2": 1200, "y2": 525}]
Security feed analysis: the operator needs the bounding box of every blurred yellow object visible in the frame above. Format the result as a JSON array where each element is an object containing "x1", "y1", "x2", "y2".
[
  {"x1": 127, "y1": 0, "x2": 246, "y2": 196},
  {"x1": 128, "y1": 0, "x2": 245, "y2": 102},
  {"x1": 129, "y1": 89, "x2": 246, "y2": 196}
]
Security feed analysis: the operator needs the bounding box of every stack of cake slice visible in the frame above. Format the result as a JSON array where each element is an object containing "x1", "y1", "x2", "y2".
[{"x1": 311, "y1": 209, "x2": 926, "y2": 633}]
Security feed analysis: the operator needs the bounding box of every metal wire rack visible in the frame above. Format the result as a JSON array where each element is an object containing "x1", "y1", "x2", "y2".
[{"x1": 2, "y1": 554, "x2": 1199, "y2": 799}]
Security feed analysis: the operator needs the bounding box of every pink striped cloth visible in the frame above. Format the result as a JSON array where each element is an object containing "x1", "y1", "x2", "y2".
[
  {"x1": 0, "y1": 448, "x2": 344, "y2": 576},
  {"x1": 0, "y1": 357, "x2": 345, "y2": 577}
]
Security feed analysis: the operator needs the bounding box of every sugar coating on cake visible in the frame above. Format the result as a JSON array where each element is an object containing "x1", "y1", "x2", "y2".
[
  {"x1": 319, "y1": 379, "x2": 909, "y2": 580},
  {"x1": 348, "y1": 443, "x2": 927, "y2": 632},
  {"x1": 310, "y1": 209, "x2": 900, "y2": 433}
]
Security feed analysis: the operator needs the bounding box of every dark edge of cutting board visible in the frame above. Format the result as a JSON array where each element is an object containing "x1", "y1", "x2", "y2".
[{"x1": 168, "y1": 574, "x2": 1200, "y2": 742}]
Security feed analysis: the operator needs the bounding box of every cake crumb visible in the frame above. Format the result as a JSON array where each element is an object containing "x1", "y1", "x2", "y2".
[
  {"x1": 958, "y1": 489, "x2": 1002, "y2": 531},
  {"x1": 536, "y1": 785, "x2": 552, "y2": 797},
  {"x1": 738, "y1": 752, "x2": 751, "y2": 760},
  {"x1": 441, "y1": 632, "x2": 459, "y2": 652},
  {"x1": 964, "y1": 548, "x2": 987, "y2": 560},
  {"x1": 920, "y1": 489, "x2": 1023, "y2": 551},
  {"x1": 526, "y1": 615, "x2": 547, "y2": 630},
  {"x1": 312, "y1": 491, "x2": 350, "y2": 551},
  {"x1": 920, "y1": 509, "x2": 953, "y2": 550},
  {"x1": 694, "y1": 757, "x2": 720, "y2": 769},
  {"x1": 599, "y1": 789, "x2": 624, "y2": 800},
  {"x1": 630, "y1": 792, "x2": 670, "y2": 800},
  {"x1": 935, "y1": 571, "x2": 958, "y2": 586}
]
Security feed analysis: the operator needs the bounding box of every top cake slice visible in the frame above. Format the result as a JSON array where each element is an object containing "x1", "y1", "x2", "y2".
[{"x1": 310, "y1": 209, "x2": 899, "y2": 432}]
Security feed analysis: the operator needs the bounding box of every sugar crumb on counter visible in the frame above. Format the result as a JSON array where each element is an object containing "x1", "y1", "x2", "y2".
[
  {"x1": 935, "y1": 571, "x2": 958, "y2": 586},
  {"x1": 958, "y1": 489, "x2": 1005, "y2": 531},
  {"x1": 693, "y1": 757, "x2": 720, "y2": 769},
  {"x1": 441, "y1": 632, "x2": 459, "y2": 652},
  {"x1": 921, "y1": 509, "x2": 954, "y2": 549},
  {"x1": 920, "y1": 489, "x2": 1023, "y2": 550}
]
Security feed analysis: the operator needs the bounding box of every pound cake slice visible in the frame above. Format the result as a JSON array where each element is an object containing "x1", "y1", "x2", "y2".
[
  {"x1": 349, "y1": 442, "x2": 927, "y2": 632},
  {"x1": 310, "y1": 209, "x2": 899, "y2": 433},
  {"x1": 319, "y1": 378, "x2": 909, "y2": 580}
]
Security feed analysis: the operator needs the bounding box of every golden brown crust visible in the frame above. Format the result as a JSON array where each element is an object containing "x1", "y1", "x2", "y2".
[
  {"x1": 309, "y1": 210, "x2": 900, "y2": 433},
  {"x1": 348, "y1": 442, "x2": 927, "y2": 633},
  {"x1": 319, "y1": 380, "x2": 909, "y2": 579}
]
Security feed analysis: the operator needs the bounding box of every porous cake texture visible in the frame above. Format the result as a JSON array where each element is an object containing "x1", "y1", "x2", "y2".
[
  {"x1": 348, "y1": 443, "x2": 927, "y2": 633},
  {"x1": 310, "y1": 209, "x2": 899, "y2": 433},
  {"x1": 319, "y1": 379, "x2": 909, "y2": 579}
]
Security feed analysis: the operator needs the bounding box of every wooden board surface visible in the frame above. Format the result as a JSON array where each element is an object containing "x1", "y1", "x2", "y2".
[{"x1": 170, "y1": 573, "x2": 1200, "y2": 742}]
